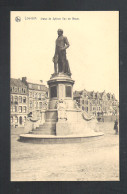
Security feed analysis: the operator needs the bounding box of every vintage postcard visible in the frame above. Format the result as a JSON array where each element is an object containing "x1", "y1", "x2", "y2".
[{"x1": 10, "y1": 11, "x2": 119, "y2": 181}]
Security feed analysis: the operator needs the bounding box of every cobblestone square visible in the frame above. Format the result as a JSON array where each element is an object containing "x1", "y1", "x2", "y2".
[{"x1": 11, "y1": 122, "x2": 119, "y2": 181}]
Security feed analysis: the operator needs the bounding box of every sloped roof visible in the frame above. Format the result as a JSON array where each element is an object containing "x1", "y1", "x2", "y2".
[
  {"x1": 74, "y1": 89, "x2": 118, "y2": 101},
  {"x1": 99, "y1": 92, "x2": 104, "y2": 99},
  {"x1": 73, "y1": 93, "x2": 81, "y2": 98},
  {"x1": 22, "y1": 78, "x2": 48, "y2": 91},
  {"x1": 73, "y1": 90, "x2": 82, "y2": 98},
  {"x1": 107, "y1": 93, "x2": 111, "y2": 99},
  {"x1": 10, "y1": 78, "x2": 27, "y2": 88},
  {"x1": 26, "y1": 78, "x2": 45, "y2": 85},
  {"x1": 87, "y1": 91, "x2": 93, "y2": 98}
]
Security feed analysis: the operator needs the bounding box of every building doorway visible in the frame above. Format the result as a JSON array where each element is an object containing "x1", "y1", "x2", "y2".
[{"x1": 19, "y1": 116, "x2": 22, "y2": 125}]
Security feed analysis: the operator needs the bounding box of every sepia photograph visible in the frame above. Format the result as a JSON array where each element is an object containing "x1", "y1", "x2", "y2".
[{"x1": 10, "y1": 11, "x2": 119, "y2": 181}]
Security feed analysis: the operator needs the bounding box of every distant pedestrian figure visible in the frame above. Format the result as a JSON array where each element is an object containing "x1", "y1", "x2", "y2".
[{"x1": 114, "y1": 118, "x2": 118, "y2": 134}]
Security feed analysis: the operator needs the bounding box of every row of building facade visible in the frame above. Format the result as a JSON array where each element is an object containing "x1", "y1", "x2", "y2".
[
  {"x1": 10, "y1": 77, "x2": 119, "y2": 127},
  {"x1": 73, "y1": 89, "x2": 119, "y2": 117},
  {"x1": 10, "y1": 77, "x2": 48, "y2": 127}
]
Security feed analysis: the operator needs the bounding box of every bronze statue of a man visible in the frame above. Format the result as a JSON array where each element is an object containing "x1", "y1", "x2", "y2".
[{"x1": 53, "y1": 29, "x2": 71, "y2": 75}]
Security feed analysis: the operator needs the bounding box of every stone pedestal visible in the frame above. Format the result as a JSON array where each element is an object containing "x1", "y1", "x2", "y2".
[
  {"x1": 47, "y1": 72, "x2": 75, "y2": 110},
  {"x1": 29, "y1": 73, "x2": 101, "y2": 137}
]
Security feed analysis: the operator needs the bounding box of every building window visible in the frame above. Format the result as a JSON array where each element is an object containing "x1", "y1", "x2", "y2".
[
  {"x1": 41, "y1": 93, "x2": 46, "y2": 100},
  {"x1": 14, "y1": 96, "x2": 18, "y2": 102},
  {"x1": 19, "y1": 116, "x2": 22, "y2": 125},
  {"x1": 23, "y1": 97, "x2": 26, "y2": 103},
  {"x1": 19, "y1": 106, "x2": 22, "y2": 113},
  {"x1": 36, "y1": 102, "x2": 38, "y2": 108},
  {"x1": 10, "y1": 87, "x2": 12, "y2": 92},
  {"x1": 85, "y1": 100, "x2": 88, "y2": 105},
  {"x1": 35, "y1": 93, "x2": 37, "y2": 99},
  {"x1": 23, "y1": 106, "x2": 27, "y2": 113},
  {"x1": 39, "y1": 93, "x2": 41, "y2": 100},
  {"x1": 66, "y1": 86, "x2": 72, "y2": 97},
  {"x1": 15, "y1": 116, "x2": 18, "y2": 123},
  {"x1": 11, "y1": 105, "x2": 13, "y2": 112},
  {"x1": 24, "y1": 89, "x2": 26, "y2": 93},
  {"x1": 14, "y1": 106, "x2": 17, "y2": 112},
  {"x1": 12, "y1": 106, "x2": 15, "y2": 112},
  {"x1": 11, "y1": 95, "x2": 13, "y2": 103},
  {"x1": 14, "y1": 87, "x2": 18, "y2": 92},
  {"x1": 10, "y1": 116, "x2": 13, "y2": 124},
  {"x1": 82, "y1": 106, "x2": 84, "y2": 111},
  {"x1": 29, "y1": 101, "x2": 32, "y2": 108},
  {"x1": 39, "y1": 102, "x2": 42, "y2": 108},
  {"x1": 14, "y1": 96, "x2": 18, "y2": 104},
  {"x1": 82, "y1": 100, "x2": 84, "y2": 104},
  {"x1": 19, "y1": 96, "x2": 22, "y2": 103},
  {"x1": 29, "y1": 92, "x2": 32, "y2": 97},
  {"x1": 85, "y1": 107, "x2": 88, "y2": 112},
  {"x1": 41, "y1": 93, "x2": 44, "y2": 97}
]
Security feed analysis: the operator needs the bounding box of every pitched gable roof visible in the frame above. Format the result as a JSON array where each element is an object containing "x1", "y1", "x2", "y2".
[
  {"x1": 73, "y1": 90, "x2": 83, "y2": 98},
  {"x1": 10, "y1": 78, "x2": 27, "y2": 88}
]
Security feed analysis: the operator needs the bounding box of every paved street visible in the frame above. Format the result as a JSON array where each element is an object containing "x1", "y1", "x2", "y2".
[{"x1": 11, "y1": 122, "x2": 119, "y2": 181}]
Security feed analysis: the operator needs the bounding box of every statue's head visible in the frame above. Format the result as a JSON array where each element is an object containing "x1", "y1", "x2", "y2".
[{"x1": 57, "y1": 29, "x2": 63, "y2": 36}]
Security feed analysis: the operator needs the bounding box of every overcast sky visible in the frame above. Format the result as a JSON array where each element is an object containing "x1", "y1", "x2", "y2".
[{"x1": 11, "y1": 11, "x2": 119, "y2": 100}]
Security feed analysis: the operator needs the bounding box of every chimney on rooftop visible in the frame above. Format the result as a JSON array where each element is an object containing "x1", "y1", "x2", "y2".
[{"x1": 22, "y1": 77, "x2": 27, "y2": 83}]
